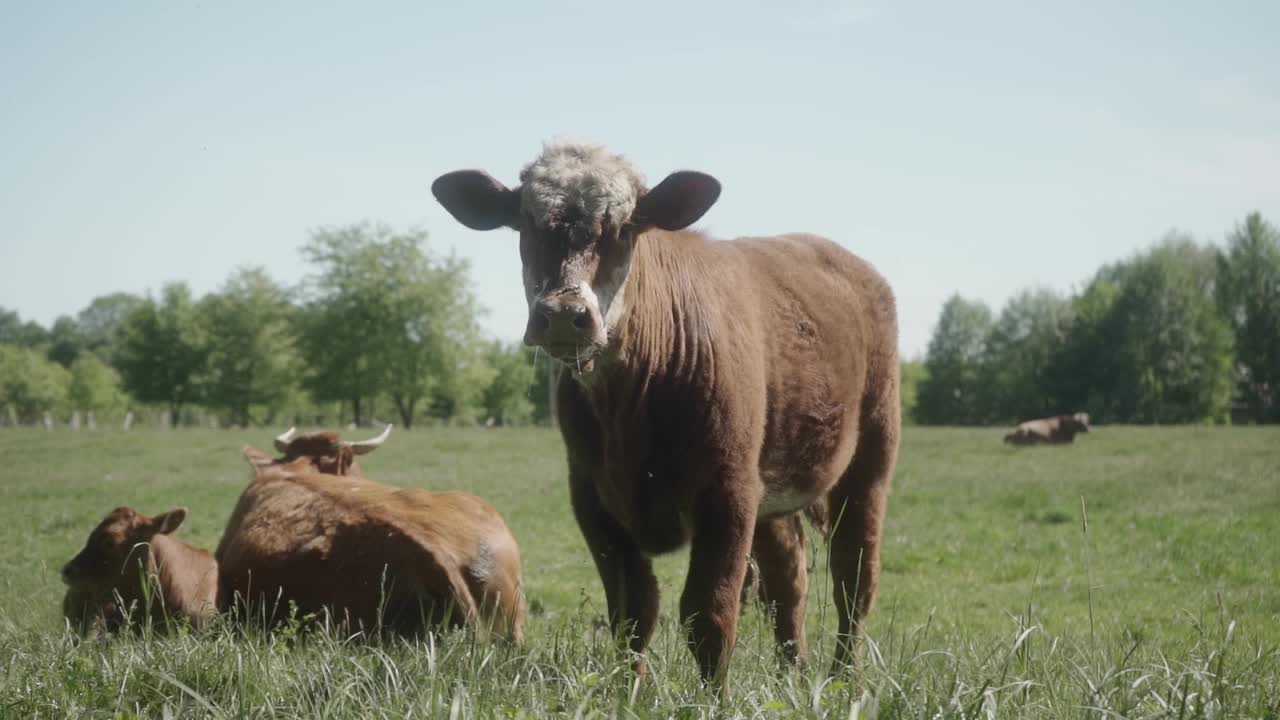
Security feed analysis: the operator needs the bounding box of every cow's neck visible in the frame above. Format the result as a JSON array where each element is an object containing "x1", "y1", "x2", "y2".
[
  {"x1": 149, "y1": 535, "x2": 212, "y2": 606},
  {"x1": 572, "y1": 230, "x2": 715, "y2": 401}
]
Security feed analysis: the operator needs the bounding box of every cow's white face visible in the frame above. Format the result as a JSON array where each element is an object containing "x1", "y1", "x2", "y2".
[
  {"x1": 515, "y1": 203, "x2": 639, "y2": 368},
  {"x1": 431, "y1": 141, "x2": 723, "y2": 372}
]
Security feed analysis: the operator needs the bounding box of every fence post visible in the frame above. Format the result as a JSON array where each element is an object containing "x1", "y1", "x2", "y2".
[
  {"x1": 87, "y1": 411, "x2": 97, "y2": 431},
  {"x1": 43, "y1": 412, "x2": 54, "y2": 431},
  {"x1": 123, "y1": 411, "x2": 134, "y2": 431}
]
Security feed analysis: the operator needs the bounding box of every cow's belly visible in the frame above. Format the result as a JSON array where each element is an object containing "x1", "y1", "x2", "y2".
[
  {"x1": 592, "y1": 451, "x2": 694, "y2": 556},
  {"x1": 756, "y1": 402, "x2": 860, "y2": 519},
  {"x1": 759, "y1": 474, "x2": 823, "y2": 518},
  {"x1": 596, "y1": 474, "x2": 693, "y2": 557}
]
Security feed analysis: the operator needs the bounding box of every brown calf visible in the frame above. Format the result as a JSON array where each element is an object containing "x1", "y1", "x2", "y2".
[
  {"x1": 432, "y1": 141, "x2": 900, "y2": 685},
  {"x1": 1003, "y1": 413, "x2": 1091, "y2": 446},
  {"x1": 62, "y1": 506, "x2": 219, "y2": 636},
  {"x1": 216, "y1": 435, "x2": 525, "y2": 643}
]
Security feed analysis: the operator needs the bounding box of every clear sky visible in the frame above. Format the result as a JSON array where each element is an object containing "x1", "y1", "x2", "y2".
[{"x1": 2, "y1": 1, "x2": 1277, "y2": 358}]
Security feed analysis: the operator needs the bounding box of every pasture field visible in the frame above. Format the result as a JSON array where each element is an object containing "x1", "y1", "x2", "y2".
[{"x1": 0, "y1": 426, "x2": 1277, "y2": 718}]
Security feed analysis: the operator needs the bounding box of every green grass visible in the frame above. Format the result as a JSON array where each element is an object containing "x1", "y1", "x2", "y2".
[{"x1": 0, "y1": 426, "x2": 1277, "y2": 718}]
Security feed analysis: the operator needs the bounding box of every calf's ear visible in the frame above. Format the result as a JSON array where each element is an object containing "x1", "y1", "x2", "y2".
[
  {"x1": 632, "y1": 171, "x2": 722, "y2": 231},
  {"x1": 151, "y1": 508, "x2": 188, "y2": 535},
  {"x1": 432, "y1": 170, "x2": 521, "y2": 230}
]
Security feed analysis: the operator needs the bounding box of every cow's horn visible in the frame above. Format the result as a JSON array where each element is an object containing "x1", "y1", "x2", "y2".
[
  {"x1": 273, "y1": 427, "x2": 297, "y2": 453},
  {"x1": 347, "y1": 424, "x2": 393, "y2": 455}
]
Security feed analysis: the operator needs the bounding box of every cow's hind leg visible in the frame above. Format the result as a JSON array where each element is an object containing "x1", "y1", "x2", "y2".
[
  {"x1": 826, "y1": 404, "x2": 898, "y2": 673},
  {"x1": 751, "y1": 514, "x2": 809, "y2": 665}
]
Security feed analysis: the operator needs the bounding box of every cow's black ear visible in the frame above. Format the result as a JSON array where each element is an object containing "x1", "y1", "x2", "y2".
[
  {"x1": 432, "y1": 170, "x2": 521, "y2": 231},
  {"x1": 632, "y1": 171, "x2": 721, "y2": 231},
  {"x1": 151, "y1": 508, "x2": 187, "y2": 535}
]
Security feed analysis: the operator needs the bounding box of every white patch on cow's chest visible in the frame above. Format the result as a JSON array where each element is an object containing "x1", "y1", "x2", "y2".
[
  {"x1": 759, "y1": 471, "x2": 820, "y2": 518},
  {"x1": 596, "y1": 261, "x2": 630, "y2": 331},
  {"x1": 577, "y1": 281, "x2": 599, "y2": 314}
]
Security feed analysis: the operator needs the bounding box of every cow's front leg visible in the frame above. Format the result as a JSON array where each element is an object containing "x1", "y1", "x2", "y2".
[
  {"x1": 680, "y1": 472, "x2": 760, "y2": 688},
  {"x1": 568, "y1": 461, "x2": 659, "y2": 676}
]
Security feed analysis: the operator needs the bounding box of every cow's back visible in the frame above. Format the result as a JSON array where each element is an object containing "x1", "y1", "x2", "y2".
[
  {"x1": 389, "y1": 488, "x2": 526, "y2": 642},
  {"x1": 217, "y1": 473, "x2": 524, "y2": 639},
  {"x1": 216, "y1": 476, "x2": 406, "y2": 626}
]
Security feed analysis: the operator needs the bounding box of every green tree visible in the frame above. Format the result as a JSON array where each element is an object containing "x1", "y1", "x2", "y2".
[
  {"x1": 916, "y1": 295, "x2": 994, "y2": 425},
  {"x1": 297, "y1": 223, "x2": 486, "y2": 428},
  {"x1": 384, "y1": 249, "x2": 488, "y2": 427},
  {"x1": 981, "y1": 288, "x2": 1072, "y2": 423},
  {"x1": 201, "y1": 268, "x2": 297, "y2": 427},
  {"x1": 480, "y1": 341, "x2": 536, "y2": 426},
  {"x1": 0, "y1": 308, "x2": 49, "y2": 348},
  {"x1": 77, "y1": 293, "x2": 144, "y2": 367},
  {"x1": 1217, "y1": 212, "x2": 1280, "y2": 422},
  {"x1": 1041, "y1": 278, "x2": 1121, "y2": 419},
  {"x1": 425, "y1": 347, "x2": 496, "y2": 425},
  {"x1": 68, "y1": 352, "x2": 128, "y2": 420},
  {"x1": 0, "y1": 345, "x2": 70, "y2": 422},
  {"x1": 899, "y1": 359, "x2": 927, "y2": 424},
  {"x1": 46, "y1": 315, "x2": 83, "y2": 368},
  {"x1": 117, "y1": 283, "x2": 208, "y2": 421},
  {"x1": 526, "y1": 348, "x2": 556, "y2": 425},
  {"x1": 1089, "y1": 236, "x2": 1234, "y2": 423}
]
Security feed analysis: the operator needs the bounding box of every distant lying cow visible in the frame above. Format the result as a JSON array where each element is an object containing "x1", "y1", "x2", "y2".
[
  {"x1": 216, "y1": 430, "x2": 525, "y2": 643},
  {"x1": 1003, "y1": 413, "x2": 1091, "y2": 446},
  {"x1": 62, "y1": 506, "x2": 220, "y2": 636}
]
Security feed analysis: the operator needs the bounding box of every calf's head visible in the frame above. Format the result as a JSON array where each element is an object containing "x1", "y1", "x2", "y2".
[
  {"x1": 432, "y1": 141, "x2": 722, "y2": 369},
  {"x1": 62, "y1": 506, "x2": 188, "y2": 590}
]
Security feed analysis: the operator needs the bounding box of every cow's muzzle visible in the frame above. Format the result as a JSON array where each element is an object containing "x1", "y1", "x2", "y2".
[{"x1": 524, "y1": 293, "x2": 605, "y2": 366}]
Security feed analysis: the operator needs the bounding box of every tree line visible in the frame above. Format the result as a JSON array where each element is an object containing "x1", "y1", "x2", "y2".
[
  {"x1": 0, "y1": 223, "x2": 554, "y2": 429},
  {"x1": 6, "y1": 214, "x2": 1277, "y2": 430},
  {"x1": 910, "y1": 212, "x2": 1280, "y2": 426}
]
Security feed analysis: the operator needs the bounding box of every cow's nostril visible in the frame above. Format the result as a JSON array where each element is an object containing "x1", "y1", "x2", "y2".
[{"x1": 572, "y1": 311, "x2": 591, "y2": 330}]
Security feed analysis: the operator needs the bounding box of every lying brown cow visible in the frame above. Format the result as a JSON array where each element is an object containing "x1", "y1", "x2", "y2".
[
  {"x1": 1003, "y1": 412, "x2": 1091, "y2": 446},
  {"x1": 261, "y1": 424, "x2": 392, "y2": 476},
  {"x1": 216, "y1": 431, "x2": 525, "y2": 643},
  {"x1": 62, "y1": 506, "x2": 219, "y2": 636},
  {"x1": 433, "y1": 141, "x2": 900, "y2": 685}
]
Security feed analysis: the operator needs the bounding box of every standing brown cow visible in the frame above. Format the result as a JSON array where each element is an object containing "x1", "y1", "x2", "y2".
[
  {"x1": 62, "y1": 506, "x2": 220, "y2": 636},
  {"x1": 1003, "y1": 413, "x2": 1091, "y2": 446},
  {"x1": 432, "y1": 141, "x2": 900, "y2": 685},
  {"x1": 216, "y1": 430, "x2": 525, "y2": 643}
]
